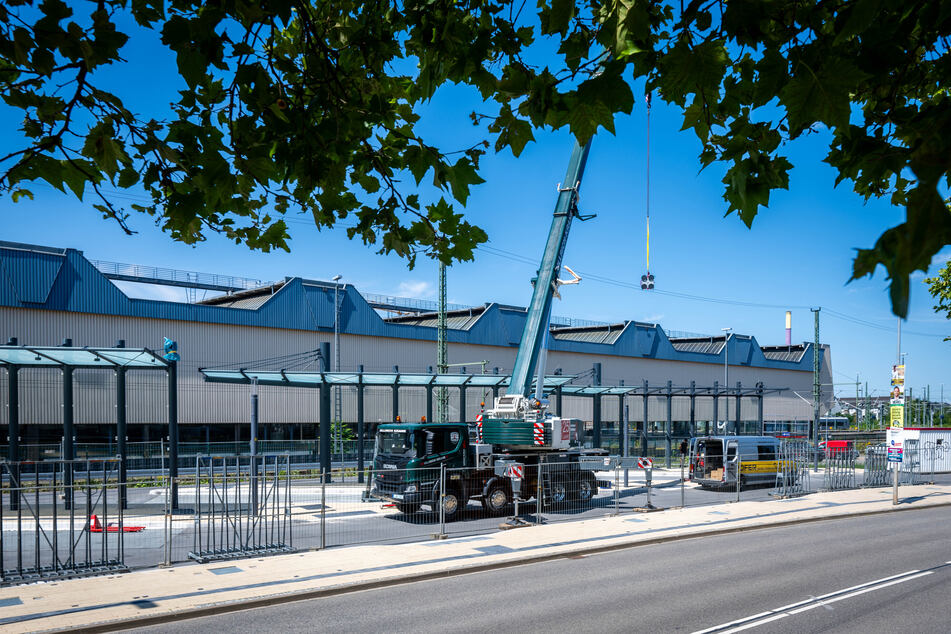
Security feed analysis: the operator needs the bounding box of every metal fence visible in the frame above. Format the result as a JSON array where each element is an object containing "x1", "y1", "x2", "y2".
[
  {"x1": 923, "y1": 442, "x2": 951, "y2": 483},
  {"x1": 863, "y1": 445, "x2": 890, "y2": 486},
  {"x1": 2, "y1": 441, "x2": 375, "y2": 473},
  {"x1": 823, "y1": 447, "x2": 857, "y2": 491},
  {"x1": 901, "y1": 439, "x2": 921, "y2": 485},
  {"x1": 773, "y1": 441, "x2": 811, "y2": 498},
  {"x1": 1, "y1": 459, "x2": 128, "y2": 586},
  {"x1": 187, "y1": 455, "x2": 293, "y2": 563},
  {"x1": 1, "y1": 440, "x2": 944, "y2": 587}
]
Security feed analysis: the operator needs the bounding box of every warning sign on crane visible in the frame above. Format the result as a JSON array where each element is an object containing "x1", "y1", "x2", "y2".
[{"x1": 504, "y1": 464, "x2": 524, "y2": 480}]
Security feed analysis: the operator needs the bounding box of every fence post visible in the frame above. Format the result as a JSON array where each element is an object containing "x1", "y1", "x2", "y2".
[
  {"x1": 614, "y1": 462, "x2": 619, "y2": 516},
  {"x1": 163, "y1": 474, "x2": 172, "y2": 567},
  {"x1": 736, "y1": 458, "x2": 741, "y2": 503},
  {"x1": 192, "y1": 457, "x2": 201, "y2": 558},
  {"x1": 929, "y1": 443, "x2": 936, "y2": 485},
  {"x1": 645, "y1": 467, "x2": 653, "y2": 508},
  {"x1": 320, "y1": 470, "x2": 326, "y2": 549},
  {"x1": 680, "y1": 455, "x2": 686, "y2": 508},
  {"x1": 438, "y1": 463, "x2": 446, "y2": 538},
  {"x1": 535, "y1": 464, "x2": 542, "y2": 526}
]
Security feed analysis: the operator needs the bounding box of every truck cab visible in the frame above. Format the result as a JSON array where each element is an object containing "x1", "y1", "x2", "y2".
[{"x1": 372, "y1": 423, "x2": 470, "y2": 514}]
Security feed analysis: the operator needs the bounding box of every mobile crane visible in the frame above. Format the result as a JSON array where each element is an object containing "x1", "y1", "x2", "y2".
[{"x1": 370, "y1": 137, "x2": 609, "y2": 520}]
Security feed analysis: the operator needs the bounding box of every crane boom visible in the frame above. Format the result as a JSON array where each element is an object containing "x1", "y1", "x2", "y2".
[{"x1": 508, "y1": 139, "x2": 592, "y2": 398}]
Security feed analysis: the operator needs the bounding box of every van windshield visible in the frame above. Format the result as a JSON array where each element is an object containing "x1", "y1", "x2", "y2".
[{"x1": 376, "y1": 430, "x2": 416, "y2": 458}]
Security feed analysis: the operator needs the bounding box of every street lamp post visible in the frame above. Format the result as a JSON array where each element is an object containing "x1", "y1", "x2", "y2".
[
  {"x1": 722, "y1": 327, "x2": 732, "y2": 434},
  {"x1": 332, "y1": 274, "x2": 342, "y2": 460}
]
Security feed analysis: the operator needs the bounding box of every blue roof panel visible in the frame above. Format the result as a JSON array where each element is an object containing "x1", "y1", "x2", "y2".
[
  {"x1": 0, "y1": 247, "x2": 64, "y2": 304},
  {"x1": 0, "y1": 241, "x2": 822, "y2": 374}
]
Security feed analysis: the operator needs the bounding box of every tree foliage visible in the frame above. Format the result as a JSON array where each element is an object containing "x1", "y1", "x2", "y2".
[
  {"x1": 1, "y1": 0, "x2": 950, "y2": 315},
  {"x1": 925, "y1": 259, "x2": 951, "y2": 341}
]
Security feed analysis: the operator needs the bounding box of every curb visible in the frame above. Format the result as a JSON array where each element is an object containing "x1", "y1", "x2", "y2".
[{"x1": 74, "y1": 498, "x2": 951, "y2": 633}]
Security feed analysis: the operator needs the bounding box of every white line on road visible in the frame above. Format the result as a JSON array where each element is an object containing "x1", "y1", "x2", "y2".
[{"x1": 694, "y1": 569, "x2": 935, "y2": 634}]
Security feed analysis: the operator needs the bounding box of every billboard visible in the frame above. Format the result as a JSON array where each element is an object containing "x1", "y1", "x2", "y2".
[{"x1": 890, "y1": 364, "x2": 905, "y2": 429}]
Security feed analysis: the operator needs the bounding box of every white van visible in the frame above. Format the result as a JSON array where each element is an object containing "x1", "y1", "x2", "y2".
[{"x1": 691, "y1": 436, "x2": 785, "y2": 489}]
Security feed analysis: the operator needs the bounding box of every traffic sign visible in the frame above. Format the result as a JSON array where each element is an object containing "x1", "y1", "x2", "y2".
[
  {"x1": 887, "y1": 446, "x2": 903, "y2": 463},
  {"x1": 637, "y1": 457, "x2": 653, "y2": 469}
]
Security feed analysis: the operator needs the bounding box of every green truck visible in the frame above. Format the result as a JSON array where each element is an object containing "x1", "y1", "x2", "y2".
[{"x1": 370, "y1": 420, "x2": 608, "y2": 520}]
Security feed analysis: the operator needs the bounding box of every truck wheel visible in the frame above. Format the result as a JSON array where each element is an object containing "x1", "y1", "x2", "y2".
[
  {"x1": 440, "y1": 489, "x2": 463, "y2": 521},
  {"x1": 396, "y1": 502, "x2": 420, "y2": 515},
  {"x1": 576, "y1": 474, "x2": 597, "y2": 504},
  {"x1": 549, "y1": 481, "x2": 568, "y2": 505},
  {"x1": 483, "y1": 485, "x2": 510, "y2": 516}
]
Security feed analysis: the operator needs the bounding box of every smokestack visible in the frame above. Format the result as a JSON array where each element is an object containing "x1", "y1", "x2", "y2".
[{"x1": 785, "y1": 311, "x2": 792, "y2": 347}]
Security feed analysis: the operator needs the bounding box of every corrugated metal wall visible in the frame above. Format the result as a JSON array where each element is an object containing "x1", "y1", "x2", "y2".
[{"x1": 1, "y1": 308, "x2": 827, "y2": 428}]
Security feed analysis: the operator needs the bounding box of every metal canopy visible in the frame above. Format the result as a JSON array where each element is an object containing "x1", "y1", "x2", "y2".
[
  {"x1": 200, "y1": 369, "x2": 576, "y2": 389},
  {"x1": 0, "y1": 345, "x2": 168, "y2": 369},
  {"x1": 560, "y1": 383, "x2": 787, "y2": 397},
  {"x1": 199, "y1": 369, "x2": 788, "y2": 398}
]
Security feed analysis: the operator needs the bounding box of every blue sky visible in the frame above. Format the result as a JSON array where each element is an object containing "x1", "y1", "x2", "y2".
[{"x1": 2, "y1": 14, "x2": 949, "y2": 403}]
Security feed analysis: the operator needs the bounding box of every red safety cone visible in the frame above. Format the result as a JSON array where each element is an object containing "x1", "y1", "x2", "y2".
[{"x1": 89, "y1": 514, "x2": 102, "y2": 531}]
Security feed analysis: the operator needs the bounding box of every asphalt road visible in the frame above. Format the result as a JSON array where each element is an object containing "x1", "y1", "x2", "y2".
[{"x1": 129, "y1": 505, "x2": 951, "y2": 633}]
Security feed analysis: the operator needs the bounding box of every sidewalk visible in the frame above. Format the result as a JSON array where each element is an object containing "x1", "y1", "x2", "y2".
[{"x1": 2, "y1": 482, "x2": 949, "y2": 633}]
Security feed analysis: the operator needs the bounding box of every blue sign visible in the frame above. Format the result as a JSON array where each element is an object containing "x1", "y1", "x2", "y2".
[{"x1": 887, "y1": 446, "x2": 903, "y2": 463}]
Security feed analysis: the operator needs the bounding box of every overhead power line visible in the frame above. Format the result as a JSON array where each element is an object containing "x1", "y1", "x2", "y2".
[{"x1": 476, "y1": 245, "x2": 946, "y2": 339}]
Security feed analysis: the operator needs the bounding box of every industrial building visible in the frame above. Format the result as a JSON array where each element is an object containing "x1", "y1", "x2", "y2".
[{"x1": 0, "y1": 240, "x2": 833, "y2": 452}]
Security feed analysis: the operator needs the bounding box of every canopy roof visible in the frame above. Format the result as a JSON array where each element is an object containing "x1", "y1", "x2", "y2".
[
  {"x1": 0, "y1": 345, "x2": 169, "y2": 369},
  {"x1": 200, "y1": 369, "x2": 576, "y2": 389},
  {"x1": 199, "y1": 370, "x2": 787, "y2": 396}
]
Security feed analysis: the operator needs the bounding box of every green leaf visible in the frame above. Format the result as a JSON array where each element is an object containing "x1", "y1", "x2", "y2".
[
  {"x1": 61, "y1": 163, "x2": 88, "y2": 200},
  {"x1": 444, "y1": 157, "x2": 485, "y2": 205},
  {"x1": 656, "y1": 40, "x2": 728, "y2": 107},
  {"x1": 495, "y1": 115, "x2": 535, "y2": 157},
  {"x1": 175, "y1": 49, "x2": 206, "y2": 89},
  {"x1": 117, "y1": 166, "x2": 140, "y2": 188},
  {"x1": 11, "y1": 188, "x2": 33, "y2": 203},
  {"x1": 541, "y1": 0, "x2": 575, "y2": 36},
  {"x1": 834, "y1": 0, "x2": 884, "y2": 44},
  {"x1": 780, "y1": 60, "x2": 866, "y2": 135}
]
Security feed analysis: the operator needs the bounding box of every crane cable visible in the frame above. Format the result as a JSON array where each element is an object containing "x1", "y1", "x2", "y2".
[
  {"x1": 641, "y1": 92, "x2": 655, "y2": 290},
  {"x1": 646, "y1": 91, "x2": 650, "y2": 273}
]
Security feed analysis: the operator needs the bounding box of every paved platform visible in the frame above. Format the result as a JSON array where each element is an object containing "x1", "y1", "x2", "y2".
[{"x1": 2, "y1": 482, "x2": 949, "y2": 632}]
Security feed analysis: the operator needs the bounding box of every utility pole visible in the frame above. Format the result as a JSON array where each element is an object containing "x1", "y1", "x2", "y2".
[
  {"x1": 722, "y1": 327, "x2": 732, "y2": 433},
  {"x1": 855, "y1": 374, "x2": 860, "y2": 429},
  {"x1": 893, "y1": 318, "x2": 901, "y2": 505},
  {"x1": 437, "y1": 262, "x2": 448, "y2": 423},
  {"x1": 811, "y1": 308, "x2": 821, "y2": 469},
  {"x1": 909, "y1": 387, "x2": 914, "y2": 426},
  {"x1": 927, "y1": 385, "x2": 931, "y2": 426},
  {"x1": 864, "y1": 382, "x2": 869, "y2": 430},
  {"x1": 332, "y1": 275, "x2": 343, "y2": 459}
]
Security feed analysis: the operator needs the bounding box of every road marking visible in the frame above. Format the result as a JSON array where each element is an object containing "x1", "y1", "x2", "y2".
[{"x1": 693, "y1": 569, "x2": 935, "y2": 634}]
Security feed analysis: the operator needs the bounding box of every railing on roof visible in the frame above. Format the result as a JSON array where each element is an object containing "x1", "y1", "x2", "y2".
[
  {"x1": 363, "y1": 293, "x2": 474, "y2": 314},
  {"x1": 666, "y1": 329, "x2": 716, "y2": 339},
  {"x1": 549, "y1": 315, "x2": 612, "y2": 328},
  {"x1": 91, "y1": 258, "x2": 714, "y2": 338},
  {"x1": 92, "y1": 259, "x2": 269, "y2": 293}
]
